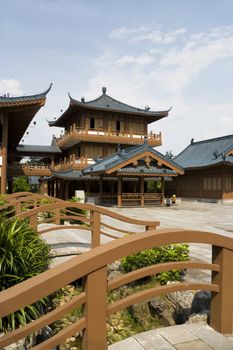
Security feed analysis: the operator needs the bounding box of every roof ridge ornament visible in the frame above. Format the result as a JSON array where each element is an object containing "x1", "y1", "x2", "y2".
[{"x1": 102, "y1": 87, "x2": 107, "y2": 95}]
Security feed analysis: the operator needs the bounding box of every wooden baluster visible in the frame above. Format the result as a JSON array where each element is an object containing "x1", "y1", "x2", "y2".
[
  {"x1": 82, "y1": 266, "x2": 107, "y2": 350},
  {"x1": 29, "y1": 214, "x2": 37, "y2": 231},
  {"x1": 210, "y1": 246, "x2": 233, "y2": 334},
  {"x1": 91, "y1": 211, "x2": 100, "y2": 248}
]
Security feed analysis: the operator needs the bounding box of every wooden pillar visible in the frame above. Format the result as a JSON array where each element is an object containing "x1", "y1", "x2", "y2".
[
  {"x1": 161, "y1": 177, "x2": 165, "y2": 204},
  {"x1": 99, "y1": 175, "x2": 103, "y2": 204},
  {"x1": 210, "y1": 246, "x2": 233, "y2": 334},
  {"x1": 1, "y1": 113, "x2": 8, "y2": 194},
  {"x1": 55, "y1": 179, "x2": 59, "y2": 198},
  {"x1": 39, "y1": 181, "x2": 45, "y2": 195},
  {"x1": 64, "y1": 180, "x2": 69, "y2": 200},
  {"x1": 82, "y1": 267, "x2": 107, "y2": 350},
  {"x1": 140, "y1": 177, "x2": 144, "y2": 207},
  {"x1": 117, "y1": 177, "x2": 122, "y2": 207},
  {"x1": 47, "y1": 180, "x2": 51, "y2": 196},
  {"x1": 51, "y1": 180, "x2": 55, "y2": 197}
]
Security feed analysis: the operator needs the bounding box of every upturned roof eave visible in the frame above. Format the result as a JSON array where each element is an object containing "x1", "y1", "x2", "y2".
[
  {"x1": 0, "y1": 84, "x2": 52, "y2": 107},
  {"x1": 49, "y1": 95, "x2": 170, "y2": 127}
]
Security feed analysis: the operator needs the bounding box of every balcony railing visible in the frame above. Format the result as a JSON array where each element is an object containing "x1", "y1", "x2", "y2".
[
  {"x1": 57, "y1": 125, "x2": 162, "y2": 149},
  {"x1": 52, "y1": 155, "x2": 95, "y2": 171},
  {"x1": 7, "y1": 163, "x2": 51, "y2": 176}
]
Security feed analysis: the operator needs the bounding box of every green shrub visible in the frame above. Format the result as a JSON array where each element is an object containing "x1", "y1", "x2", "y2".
[
  {"x1": 13, "y1": 176, "x2": 31, "y2": 193},
  {"x1": 121, "y1": 244, "x2": 189, "y2": 285},
  {"x1": 0, "y1": 195, "x2": 15, "y2": 218},
  {"x1": 64, "y1": 197, "x2": 87, "y2": 225},
  {"x1": 0, "y1": 217, "x2": 51, "y2": 332}
]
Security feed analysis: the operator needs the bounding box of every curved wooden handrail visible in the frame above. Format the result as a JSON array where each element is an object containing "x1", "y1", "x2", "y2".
[
  {"x1": 16, "y1": 201, "x2": 160, "y2": 228},
  {"x1": 108, "y1": 261, "x2": 220, "y2": 291},
  {"x1": 0, "y1": 229, "x2": 233, "y2": 348},
  {"x1": 1, "y1": 228, "x2": 233, "y2": 317},
  {"x1": 107, "y1": 282, "x2": 219, "y2": 316}
]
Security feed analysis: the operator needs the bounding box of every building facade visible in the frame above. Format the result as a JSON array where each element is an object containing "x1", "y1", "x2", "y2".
[
  {"x1": 47, "y1": 87, "x2": 183, "y2": 205},
  {"x1": 174, "y1": 135, "x2": 233, "y2": 202}
]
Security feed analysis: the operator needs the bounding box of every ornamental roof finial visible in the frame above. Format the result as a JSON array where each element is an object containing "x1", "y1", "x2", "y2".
[{"x1": 102, "y1": 87, "x2": 107, "y2": 95}]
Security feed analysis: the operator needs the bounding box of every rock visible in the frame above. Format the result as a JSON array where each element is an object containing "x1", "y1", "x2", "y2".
[
  {"x1": 107, "y1": 270, "x2": 123, "y2": 282},
  {"x1": 190, "y1": 291, "x2": 210, "y2": 315},
  {"x1": 128, "y1": 301, "x2": 152, "y2": 326},
  {"x1": 107, "y1": 261, "x2": 122, "y2": 275},
  {"x1": 167, "y1": 288, "x2": 194, "y2": 324},
  {"x1": 149, "y1": 297, "x2": 176, "y2": 326},
  {"x1": 187, "y1": 313, "x2": 208, "y2": 324}
]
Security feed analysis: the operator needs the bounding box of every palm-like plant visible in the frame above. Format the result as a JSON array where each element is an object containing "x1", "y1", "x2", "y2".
[{"x1": 0, "y1": 217, "x2": 51, "y2": 332}]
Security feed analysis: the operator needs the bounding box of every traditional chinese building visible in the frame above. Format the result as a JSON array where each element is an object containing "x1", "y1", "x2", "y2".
[
  {"x1": 47, "y1": 87, "x2": 184, "y2": 205},
  {"x1": 0, "y1": 85, "x2": 53, "y2": 194},
  {"x1": 174, "y1": 135, "x2": 233, "y2": 202}
]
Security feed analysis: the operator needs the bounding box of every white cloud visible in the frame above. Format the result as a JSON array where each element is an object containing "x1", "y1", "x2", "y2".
[
  {"x1": 110, "y1": 25, "x2": 186, "y2": 44},
  {"x1": 86, "y1": 25, "x2": 233, "y2": 153},
  {"x1": 0, "y1": 79, "x2": 23, "y2": 95}
]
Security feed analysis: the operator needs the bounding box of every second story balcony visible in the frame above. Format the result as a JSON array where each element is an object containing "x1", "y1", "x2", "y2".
[
  {"x1": 56, "y1": 126, "x2": 162, "y2": 149},
  {"x1": 7, "y1": 163, "x2": 52, "y2": 177},
  {"x1": 52, "y1": 155, "x2": 95, "y2": 172}
]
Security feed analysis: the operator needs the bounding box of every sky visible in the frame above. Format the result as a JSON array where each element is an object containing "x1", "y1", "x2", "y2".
[{"x1": 1, "y1": 0, "x2": 233, "y2": 155}]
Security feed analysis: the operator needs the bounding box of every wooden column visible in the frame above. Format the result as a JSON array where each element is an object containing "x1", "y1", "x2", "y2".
[
  {"x1": 161, "y1": 177, "x2": 165, "y2": 204},
  {"x1": 210, "y1": 246, "x2": 233, "y2": 334},
  {"x1": 1, "y1": 113, "x2": 8, "y2": 194},
  {"x1": 55, "y1": 179, "x2": 59, "y2": 198},
  {"x1": 117, "y1": 177, "x2": 122, "y2": 207},
  {"x1": 140, "y1": 177, "x2": 144, "y2": 207},
  {"x1": 64, "y1": 180, "x2": 69, "y2": 200},
  {"x1": 39, "y1": 181, "x2": 45, "y2": 195},
  {"x1": 82, "y1": 267, "x2": 107, "y2": 350},
  {"x1": 99, "y1": 175, "x2": 103, "y2": 204},
  {"x1": 51, "y1": 180, "x2": 55, "y2": 197}
]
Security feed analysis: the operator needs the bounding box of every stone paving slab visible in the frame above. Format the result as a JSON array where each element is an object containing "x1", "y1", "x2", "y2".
[{"x1": 108, "y1": 325, "x2": 233, "y2": 350}]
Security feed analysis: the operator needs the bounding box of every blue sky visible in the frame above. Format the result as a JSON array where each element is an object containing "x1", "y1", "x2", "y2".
[{"x1": 1, "y1": 0, "x2": 233, "y2": 154}]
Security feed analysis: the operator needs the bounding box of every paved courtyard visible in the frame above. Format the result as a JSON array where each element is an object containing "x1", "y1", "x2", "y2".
[{"x1": 41, "y1": 201, "x2": 233, "y2": 349}]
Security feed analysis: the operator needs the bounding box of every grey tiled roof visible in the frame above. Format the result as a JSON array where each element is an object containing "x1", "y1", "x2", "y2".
[
  {"x1": 16, "y1": 143, "x2": 61, "y2": 154},
  {"x1": 83, "y1": 142, "x2": 183, "y2": 175},
  {"x1": 117, "y1": 165, "x2": 177, "y2": 175},
  {"x1": 71, "y1": 87, "x2": 170, "y2": 116},
  {"x1": 174, "y1": 134, "x2": 233, "y2": 169},
  {"x1": 49, "y1": 87, "x2": 170, "y2": 127},
  {"x1": 0, "y1": 84, "x2": 52, "y2": 105}
]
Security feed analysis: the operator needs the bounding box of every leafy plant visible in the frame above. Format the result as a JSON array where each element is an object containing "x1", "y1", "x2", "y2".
[
  {"x1": 0, "y1": 216, "x2": 51, "y2": 332},
  {"x1": 13, "y1": 176, "x2": 31, "y2": 193},
  {"x1": 64, "y1": 197, "x2": 87, "y2": 225},
  {"x1": 121, "y1": 244, "x2": 189, "y2": 285},
  {"x1": 0, "y1": 195, "x2": 15, "y2": 218}
]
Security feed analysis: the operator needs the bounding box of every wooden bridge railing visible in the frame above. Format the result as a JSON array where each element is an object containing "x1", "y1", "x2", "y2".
[
  {"x1": 0, "y1": 229, "x2": 233, "y2": 349},
  {"x1": 0, "y1": 192, "x2": 64, "y2": 218},
  {"x1": 13, "y1": 201, "x2": 160, "y2": 248}
]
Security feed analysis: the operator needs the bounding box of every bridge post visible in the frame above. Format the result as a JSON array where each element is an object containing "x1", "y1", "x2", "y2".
[
  {"x1": 82, "y1": 266, "x2": 107, "y2": 350},
  {"x1": 91, "y1": 211, "x2": 100, "y2": 248},
  {"x1": 210, "y1": 246, "x2": 233, "y2": 334}
]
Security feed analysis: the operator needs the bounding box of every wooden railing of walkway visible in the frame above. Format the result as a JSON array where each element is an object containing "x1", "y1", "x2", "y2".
[
  {"x1": 14, "y1": 201, "x2": 160, "y2": 248},
  {"x1": 0, "y1": 192, "x2": 160, "y2": 248},
  {"x1": 0, "y1": 229, "x2": 233, "y2": 349},
  {"x1": 0, "y1": 192, "x2": 64, "y2": 218}
]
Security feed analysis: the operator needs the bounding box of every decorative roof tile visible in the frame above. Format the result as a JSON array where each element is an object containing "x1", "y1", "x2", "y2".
[
  {"x1": 0, "y1": 84, "x2": 52, "y2": 107},
  {"x1": 49, "y1": 87, "x2": 171, "y2": 127},
  {"x1": 83, "y1": 141, "x2": 183, "y2": 176},
  {"x1": 174, "y1": 134, "x2": 233, "y2": 169}
]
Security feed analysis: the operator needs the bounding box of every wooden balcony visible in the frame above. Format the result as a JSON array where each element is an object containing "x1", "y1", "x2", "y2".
[
  {"x1": 57, "y1": 126, "x2": 162, "y2": 149},
  {"x1": 52, "y1": 155, "x2": 95, "y2": 172},
  {"x1": 7, "y1": 163, "x2": 51, "y2": 177}
]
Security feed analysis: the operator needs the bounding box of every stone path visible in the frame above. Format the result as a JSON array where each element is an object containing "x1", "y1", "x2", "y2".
[
  {"x1": 40, "y1": 201, "x2": 233, "y2": 349},
  {"x1": 108, "y1": 324, "x2": 233, "y2": 350}
]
